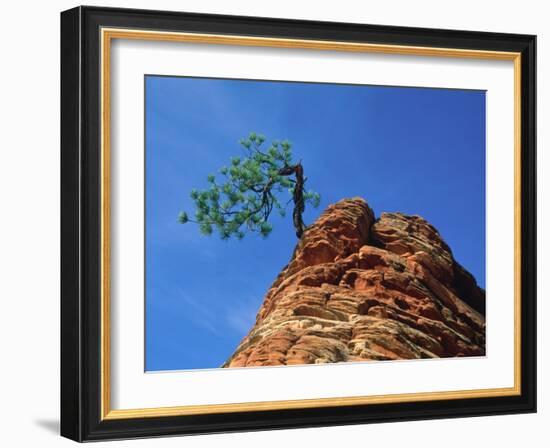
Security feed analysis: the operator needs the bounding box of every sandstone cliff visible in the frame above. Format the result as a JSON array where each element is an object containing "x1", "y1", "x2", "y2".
[{"x1": 223, "y1": 198, "x2": 485, "y2": 367}]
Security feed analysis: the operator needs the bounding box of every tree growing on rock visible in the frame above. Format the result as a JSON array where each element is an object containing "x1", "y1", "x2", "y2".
[{"x1": 178, "y1": 132, "x2": 320, "y2": 239}]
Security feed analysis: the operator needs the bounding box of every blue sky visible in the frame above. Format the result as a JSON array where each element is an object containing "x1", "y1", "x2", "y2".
[{"x1": 145, "y1": 75, "x2": 486, "y2": 371}]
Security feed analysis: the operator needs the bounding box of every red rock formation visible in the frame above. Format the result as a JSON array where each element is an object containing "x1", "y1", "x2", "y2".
[{"x1": 223, "y1": 198, "x2": 485, "y2": 368}]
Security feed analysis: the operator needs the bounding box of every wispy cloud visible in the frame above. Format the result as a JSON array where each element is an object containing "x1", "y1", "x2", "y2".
[
  {"x1": 152, "y1": 285, "x2": 225, "y2": 337},
  {"x1": 224, "y1": 296, "x2": 260, "y2": 336},
  {"x1": 179, "y1": 291, "x2": 224, "y2": 337},
  {"x1": 150, "y1": 283, "x2": 262, "y2": 343}
]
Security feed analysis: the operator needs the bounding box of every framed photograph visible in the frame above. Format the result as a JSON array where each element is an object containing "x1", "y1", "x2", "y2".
[{"x1": 60, "y1": 6, "x2": 536, "y2": 442}]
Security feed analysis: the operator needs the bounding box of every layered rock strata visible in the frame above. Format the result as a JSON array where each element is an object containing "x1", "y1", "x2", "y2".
[{"x1": 223, "y1": 198, "x2": 485, "y2": 367}]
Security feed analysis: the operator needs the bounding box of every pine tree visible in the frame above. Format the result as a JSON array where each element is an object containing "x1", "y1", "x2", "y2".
[{"x1": 178, "y1": 132, "x2": 320, "y2": 239}]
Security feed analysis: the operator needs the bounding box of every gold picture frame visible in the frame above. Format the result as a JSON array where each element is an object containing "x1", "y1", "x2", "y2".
[{"x1": 61, "y1": 6, "x2": 536, "y2": 442}]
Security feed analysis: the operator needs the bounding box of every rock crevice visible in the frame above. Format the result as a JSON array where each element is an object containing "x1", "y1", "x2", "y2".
[{"x1": 223, "y1": 198, "x2": 485, "y2": 368}]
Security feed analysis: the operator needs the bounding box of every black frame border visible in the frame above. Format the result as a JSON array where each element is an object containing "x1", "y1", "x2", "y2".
[{"x1": 61, "y1": 6, "x2": 536, "y2": 442}]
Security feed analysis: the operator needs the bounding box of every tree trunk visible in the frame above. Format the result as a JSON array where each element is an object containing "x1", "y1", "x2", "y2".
[
  {"x1": 292, "y1": 164, "x2": 305, "y2": 238},
  {"x1": 277, "y1": 163, "x2": 306, "y2": 238}
]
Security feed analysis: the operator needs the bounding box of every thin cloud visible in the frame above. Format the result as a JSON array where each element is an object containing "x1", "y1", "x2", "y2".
[
  {"x1": 224, "y1": 296, "x2": 261, "y2": 336},
  {"x1": 152, "y1": 285, "x2": 225, "y2": 338}
]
